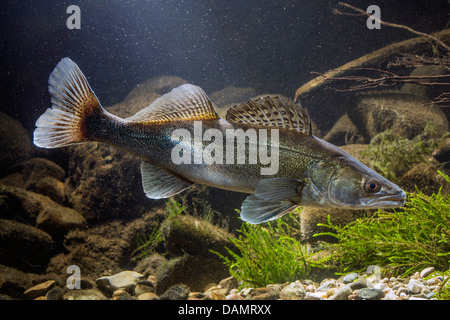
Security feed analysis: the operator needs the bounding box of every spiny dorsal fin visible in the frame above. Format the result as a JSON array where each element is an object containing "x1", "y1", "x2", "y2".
[
  {"x1": 126, "y1": 84, "x2": 220, "y2": 123},
  {"x1": 226, "y1": 96, "x2": 312, "y2": 135}
]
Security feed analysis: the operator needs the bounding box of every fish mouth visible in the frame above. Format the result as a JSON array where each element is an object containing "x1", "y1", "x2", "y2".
[{"x1": 361, "y1": 190, "x2": 407, "y2": 208}]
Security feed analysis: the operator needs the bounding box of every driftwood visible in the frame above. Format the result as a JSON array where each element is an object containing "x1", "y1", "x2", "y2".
[{"x1": 294, "y1": 28, "x2": 450, "y2": 102}]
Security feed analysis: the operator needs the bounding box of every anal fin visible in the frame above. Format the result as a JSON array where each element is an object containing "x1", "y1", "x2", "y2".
[{"x1": 141, "y1": 161, "x2": 193, "y2": 199}]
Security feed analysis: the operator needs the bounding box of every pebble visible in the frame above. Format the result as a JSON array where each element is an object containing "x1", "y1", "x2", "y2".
[
  {"x1": 328, "y1": 285, "x2": 353, "y2": 300},
  {"x1": 407, "y1": 279, "x2": 423, "y2": 294},
  {"x1": 20, "y1": 266, "x2": 446, "y2": 301},
  {"x1": 420, "y1": 267, "x2": 435, "y2": 279},
  {"x1": 95, "y1": 271, "x2": 144, "y2": 295},
  {"x1": 134, "y1": 283, "x2": 154, "y2": 296},
  {"x1": 348, "y1": 280, "x2": 368, "y2": 290},
  {"x1": 342, "y1": 273, "x2": 358, "y2": 284},
  {"x1": 317, "y1": 279, "x2": 336, "y2": 291},
  {"x1": 279, "y1": 281, "x2": 306, "y2": 300},
  {"x1": 23, "y1": 280, "x2": 56, "y2": 300},
  {"x1": 384, "y1": 292, "x2": 400, "y2": 300},
  {"x1": 137, "y1": 292, "x2": 159, "y2": 300},
  {"x1": 250, "y1": 286, "x2": 281, "y2": 300},
  {"x1": 306, "y1": 291, "x2": 328, "y2": 300},
  {"x1": 356, "y1": 288, "x2": 385, "y2": 300}
]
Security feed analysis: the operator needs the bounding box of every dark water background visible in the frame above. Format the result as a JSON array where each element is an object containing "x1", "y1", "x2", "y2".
[{"x1": 0, "y1": 0, "x2": 448, "y2": 133}]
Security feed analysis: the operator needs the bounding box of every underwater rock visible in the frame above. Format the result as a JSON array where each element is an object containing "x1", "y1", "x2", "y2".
[
  {"x1": 0, "y1": 112, "x2": 31, "y2": 174},
  {"x1": 0, "y1": 183, "x2": 77, "y2": 228},
  {"x1": 250, "y1": 285, "x2": 281, "y2": 300},
  {"x1": 137, "y1": 291, "x2": 159, "y2": 300},
  {"x1": 0, "y1": 184, "x2": 46, "y2": 222},
  {"x1": 46, "y1": 209, "x2": 164, "y2": 279},
  {"x1": 279, "y1": 281, "x2": 306, "y2": 300},
  {"x1": 218, "y1": 276, "x2": 239, "y2": 293},
  {"x1": 33, "y1": 176, "x2": 65, "y2": 204},
  {"x1": 407, "y1": 279, "x2": 424, "y2": 294},
  {"x1": 134, "y1": 253, "x2": 168, "y2": 279},
  {"x1": 0, "y1": 219, "x2": 55, "y2": 273},
  {"x1": 159, "y1": 284, "x2": 190, "y2": 300},
  {"x1": 323, "y1": 113, "x2": 365, "y2": 146},
  {"x1": 95, "y1": 271, "x2": 144, "y2": 296},
  {"x1": 398, "y1": 162, "x2": 449, "y2": 196},
  {"x1": 63, "y1": 288, "x2": 108, "y2": 300},
  {"x1": 0, "y1": 157, "x2": 67, "y2": 205},
  {"x1": 36, "y1": 205, "x2": 87, "y2": 239},
  {"x1": 155, "y1": 253, "x2": 229, "y2": 294},
  {"x1": 328, "y1": 285, "x2": 353, "y2": 300},
  {"x1": 400, "y1": 65, "x2": 449, "y2": 101},
  {"x1": 65, "y1": 142, "x2": 158, "y2": 222},
  {"x1": 432, "y1": 136, "x2": 450, "y2": 169},
  {"x1": 0, "y1": 265, "x2": 35, "y2": 298},
  {"x1": 348, "y1": 92, "x2": 448, "y2": 141},
  {"x1": 21, "y1": 157, "x2": 66, "y2": 189},
  {"x1": 420, "y1": 267, "x2": 435, "y2": 279},
  {"x1": 161, "y1": 214, "x2": 236, "y2": 258},
  {"x1": 356, "y1": 288, "x2": 385, "y2": 300},
  {"x1": 134, "y1": 281, "x2": 155, "y2": 296},
  {"x1": 342, "y1": 272, "x2": 359, "y2": 284}
]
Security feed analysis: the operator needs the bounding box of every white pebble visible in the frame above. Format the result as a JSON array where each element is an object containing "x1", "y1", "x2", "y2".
[
  {"x1": 420, "y1": 267, "x2": 434, "y2": 279},
  {"x1": 407, "y1": 279, "x2": 423, "y2": 294},
  {"x1": 384, "y1": 292, "x2": 399, "y2": 300},
  {"x1": 374, "y1": 283, "x2": 385, "y2": 290},
  {"x1": 305, "y1": 284, "x2": 316, "y2": 293}
]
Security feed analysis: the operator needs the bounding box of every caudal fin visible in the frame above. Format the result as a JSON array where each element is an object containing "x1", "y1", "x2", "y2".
[{"x1": 34, "y1": 58, "x2": 103, "y2": 148}]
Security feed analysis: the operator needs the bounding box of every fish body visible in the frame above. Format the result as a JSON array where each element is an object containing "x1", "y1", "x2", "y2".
[{"x1": 34, "y1": 58, "x2": 406, "y2": 223}]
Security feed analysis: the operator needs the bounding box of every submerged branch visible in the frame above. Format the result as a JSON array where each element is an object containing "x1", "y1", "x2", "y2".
[
  {"x1": 294, "y1": 3, "x2": 450, "y2": 101},
  {"x1": 335, "y1": 2, "x2": 450, "y2": 52},
  {"x1": 311, "y1": 68, "x2": 450, "y2": 92}
]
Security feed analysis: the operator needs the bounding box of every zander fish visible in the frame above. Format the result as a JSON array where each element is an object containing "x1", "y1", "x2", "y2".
[{"x1": 33, "y1": 58, "x2": 406, "y2": 224}]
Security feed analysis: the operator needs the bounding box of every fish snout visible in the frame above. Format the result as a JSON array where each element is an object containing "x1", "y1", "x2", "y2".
[{"x1": 364, "y1": 188, "x2": 407, "y2": 208}]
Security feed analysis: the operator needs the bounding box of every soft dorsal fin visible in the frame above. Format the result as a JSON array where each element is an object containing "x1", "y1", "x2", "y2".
[
  {"x1": 226, "y1": 96, "x2": 312, "y2": 135},
  {"x1": 126, "y1": 84, "x2": 220, "y2": 123}
]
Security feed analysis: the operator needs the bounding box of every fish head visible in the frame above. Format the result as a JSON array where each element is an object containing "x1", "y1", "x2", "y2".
[{"x1": 307, "y1": 157, "x2": 406, "y2": 209}]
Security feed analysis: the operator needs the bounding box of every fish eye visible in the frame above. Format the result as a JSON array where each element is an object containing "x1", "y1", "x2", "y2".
[{"x1": 365, "y1": 180, "x2": 381, "y2": 193}]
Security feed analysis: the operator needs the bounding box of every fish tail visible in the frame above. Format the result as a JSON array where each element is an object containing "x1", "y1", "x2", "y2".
[{"x1": 34, "y1": 57, "x2": 107, "y2": 148}]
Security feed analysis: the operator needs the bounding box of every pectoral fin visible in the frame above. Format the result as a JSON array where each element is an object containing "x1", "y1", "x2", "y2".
[
  {"x1": 254, "y1": 178, "x2": 304, "y2": 202},
  {"x1": 141, "y1": 161, "x2": 193, "y2": 199},
  {"x1": 240, "y1": 195, "x2": 298, "y2": 224},
  {"x1": 240, "y1": 178, "x2": 304, "y2": 224}
]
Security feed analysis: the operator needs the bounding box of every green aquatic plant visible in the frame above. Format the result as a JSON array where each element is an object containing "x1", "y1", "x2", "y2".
[
  {"x1": 165, "y1": 197, "x2": 186, "y2": 219},
  {"x1": 131, "y1": 218, "x2": 164, "y2": 262},
  {"x1": 436, "y1": 271, "x2": 450, "y2": 300},
  {"x1": 213, "y1": 209, "x2": 324, "y2": 288},
  {"x1": 131, "y1": 198, "x2": 185, "y2": 262},
  {"x1": 315, "y1": 170, "x2": 450, "y2": 277},
  {"x1": 363, "y1": 124, "x2": 440, "y2": 183}
]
